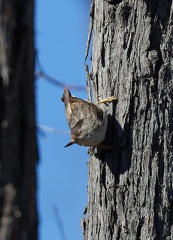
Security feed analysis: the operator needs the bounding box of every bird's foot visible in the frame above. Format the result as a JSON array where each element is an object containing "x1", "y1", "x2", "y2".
[
  {"x1": 96, "y1": 96, "x2": 118, "y2": 104},
  {"x1": 87, "y1": 143, "x2": 113, "y2": 154},
  {"x1": 97, "y1": 143, "x2": 113, "y2": 150}
]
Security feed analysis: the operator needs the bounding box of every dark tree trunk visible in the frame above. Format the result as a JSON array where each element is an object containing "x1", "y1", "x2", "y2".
[
  {"x1": 0, "y1": 0, "x2": 38, "y2": 240},
  {"x1": 82, "y1": 0, "x2": 173, "y2": 239}
]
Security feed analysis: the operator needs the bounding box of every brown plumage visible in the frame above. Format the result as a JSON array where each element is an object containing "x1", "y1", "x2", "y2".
[{"x1": 61, "y1": 87, "x2": 118, "y2": 148}]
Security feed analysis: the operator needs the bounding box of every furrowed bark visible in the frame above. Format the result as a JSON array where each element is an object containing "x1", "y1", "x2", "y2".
[{"x1": 82, "y1": 0, "x2": 173, "y2": 239}]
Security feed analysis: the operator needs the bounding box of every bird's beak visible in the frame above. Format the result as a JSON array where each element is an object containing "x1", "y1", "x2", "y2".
[{"x1": 64, "y1": 141, "x2": 75, "y2": 147}]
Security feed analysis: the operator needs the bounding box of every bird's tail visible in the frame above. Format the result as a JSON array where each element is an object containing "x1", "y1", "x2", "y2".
[{"x1": 61, "y1": 87, "x2": 71, "y2": 104}]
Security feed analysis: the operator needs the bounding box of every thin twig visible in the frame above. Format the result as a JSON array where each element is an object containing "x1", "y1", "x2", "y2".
[
  {"x1": 53, "y1": 206, "x2": 68, "y2": 240},
  {"x1": 35, "y1": 71, "x2": 86, "y2": 91},
  {"x1": 85, "y1": 64, "x2": 92, "y2": 101},
  {"x1": 85, "y1": 0, "x2": 95, "y2": 101},
  {"x1": 85, "y1": 0, "x2": 95, "y2": 60},
  {"x1": 35, "y1": 49, "x2": 86, "y2": 91},
  {"x1": 37, "y1": 124, "x2": 69, "y2": 135}
]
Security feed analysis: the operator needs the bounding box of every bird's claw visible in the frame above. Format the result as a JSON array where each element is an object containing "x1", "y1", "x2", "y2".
[{"x1": 96, "y1": 96, "x2": 118, "y2": 104}]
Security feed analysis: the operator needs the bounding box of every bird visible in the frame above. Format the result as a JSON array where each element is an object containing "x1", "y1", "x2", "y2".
[{"x1": 61, "y1": 87, "x2": 118, "y2": 149}]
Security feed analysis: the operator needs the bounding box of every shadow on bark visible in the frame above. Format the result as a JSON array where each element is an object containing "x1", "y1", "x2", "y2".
[{"x1": 94, "y1": 110, "x2": 132, "y2": 182}]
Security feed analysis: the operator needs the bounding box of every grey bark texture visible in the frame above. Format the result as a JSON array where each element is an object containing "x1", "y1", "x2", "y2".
[
  {"x1": 82, "y1": 0, "x2": 173, "y2": 239},
  {"x1": 0, "y1": 0, "x2": 38, "y2": 240}
]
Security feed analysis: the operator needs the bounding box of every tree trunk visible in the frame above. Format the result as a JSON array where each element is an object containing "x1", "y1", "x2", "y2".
[
  {"x1": 82, "y1": 0, "x2": 173, "y2": 239},
  {"x1": 0, "y1": 0, "x2": 38, "y2": 240}
]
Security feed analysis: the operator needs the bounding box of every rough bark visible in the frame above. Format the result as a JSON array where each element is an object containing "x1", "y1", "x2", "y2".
[
  {"x1": 0, "y1": 0, "x2": 38, "y2": 240},
  {"x1": 82, "y1": 0, "x2": 173, "y2": 239}
]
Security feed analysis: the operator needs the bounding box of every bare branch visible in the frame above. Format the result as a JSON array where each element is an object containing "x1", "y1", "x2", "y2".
[
  {"x1": 53, "y1": 206, "x2": 68, "y2": 240},
  {"x1": 35, "y1": 71, "x2": 86, "y2": 91}
]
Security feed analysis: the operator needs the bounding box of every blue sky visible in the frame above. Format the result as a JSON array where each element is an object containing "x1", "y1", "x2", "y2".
[{"x1": 35, "y1": 1, "x2": 90, "y2": 239}]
